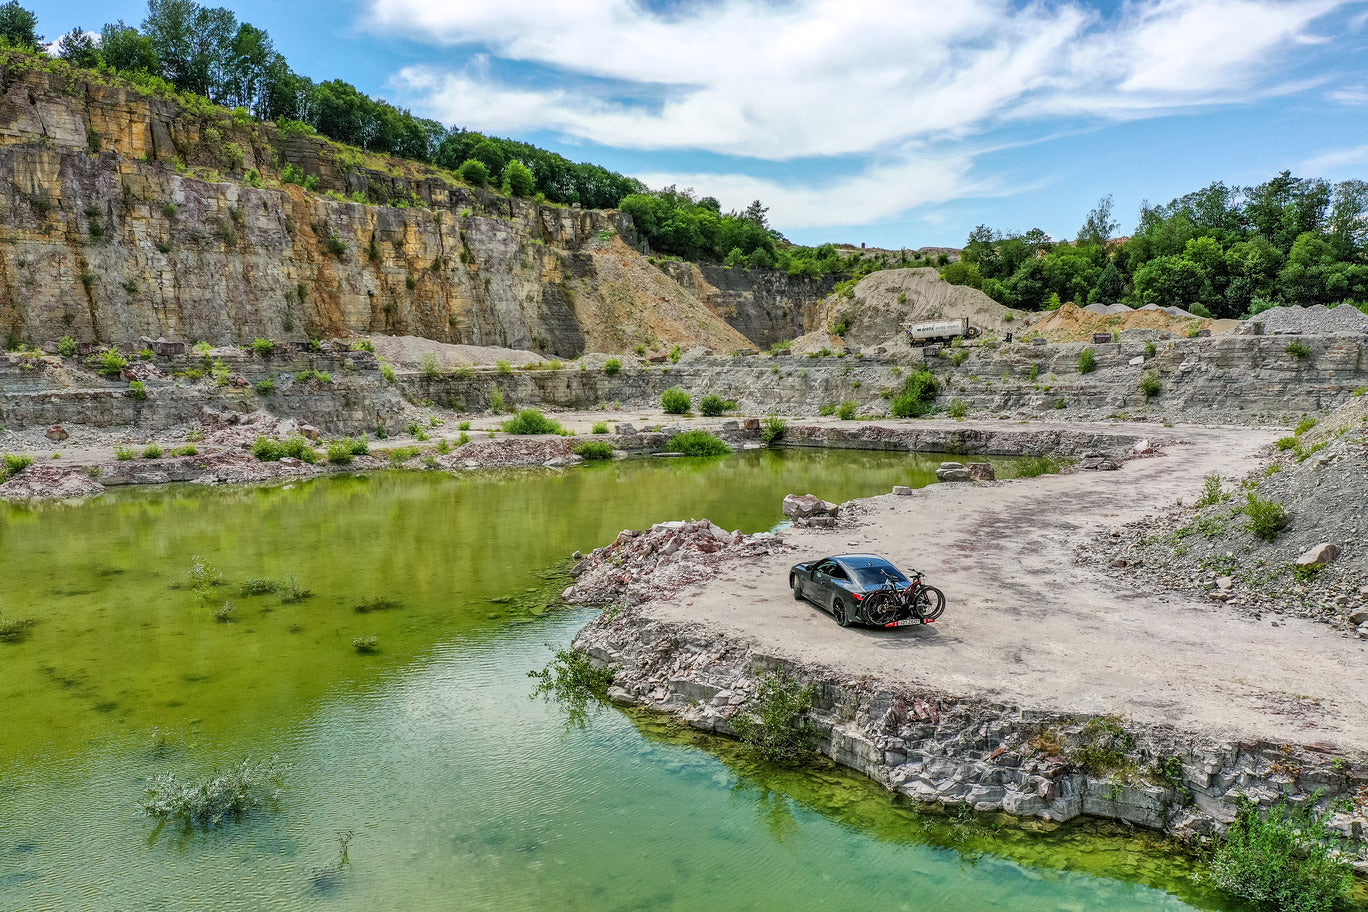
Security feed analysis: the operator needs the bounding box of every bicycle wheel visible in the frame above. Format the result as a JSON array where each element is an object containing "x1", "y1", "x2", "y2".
[
  {"x1": 913, "y1": 586, "x2": 945, "y2": 621},
  {"x1": 863, "y1": 591, "x2": 900, "y2": 626}
]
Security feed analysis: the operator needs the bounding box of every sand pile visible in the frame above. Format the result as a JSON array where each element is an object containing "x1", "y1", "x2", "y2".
[{"x1": 1031, "y1": 303, "x2": 1223, "y2": 341}]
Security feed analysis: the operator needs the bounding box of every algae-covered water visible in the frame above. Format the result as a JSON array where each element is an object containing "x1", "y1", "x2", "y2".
[{"x1": 1, "y1": 450, "x2": 1239, "y2": 910}]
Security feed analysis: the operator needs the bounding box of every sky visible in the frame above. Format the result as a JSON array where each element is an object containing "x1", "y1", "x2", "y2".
[{"x1": 33, "y1": 0, "x2": 1368, "y2": 248}]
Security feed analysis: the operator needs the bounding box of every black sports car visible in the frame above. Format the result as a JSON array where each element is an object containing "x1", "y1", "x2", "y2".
[{"x1": 789, "y1": 554, "x2": 943, "y2": 628}]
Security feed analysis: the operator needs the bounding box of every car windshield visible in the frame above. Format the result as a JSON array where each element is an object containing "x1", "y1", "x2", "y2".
[{"x1": 850, "y1": 565, "x2": 908, "y2": 586}]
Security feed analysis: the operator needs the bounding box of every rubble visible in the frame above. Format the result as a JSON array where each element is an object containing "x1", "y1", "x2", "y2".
[{"x1": 563, "y1": 518, "x2": 793, "y2": 608}]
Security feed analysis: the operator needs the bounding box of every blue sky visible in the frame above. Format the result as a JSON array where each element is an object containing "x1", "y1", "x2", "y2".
[{"x1": 35, "y1": 0, "x2": 1368, "y2": 248}]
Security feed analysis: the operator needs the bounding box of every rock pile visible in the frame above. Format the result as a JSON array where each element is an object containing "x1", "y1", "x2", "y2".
[
  {"x1": 434, "y1": 436, "x2": 577, "y2": 469},
  {"x1": 1243, "y1": 304, "x2": 1368, "y2": 335},
  {"x1": 781, "y1": 493, "x2": 839, "y2": 525},
  {"x1": 563, "y1": 519, "x2": 792, "y2": 608}
]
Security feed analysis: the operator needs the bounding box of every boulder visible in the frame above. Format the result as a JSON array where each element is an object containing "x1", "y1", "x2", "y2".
[
  {"x1": 615, "y1": 423, "x2": 636, "y2": 436},
  {"x1": 935, "y1": 462, "x2": 971, "y2": 482},
  {"x1": 742, "y1": 418, "x2": 760, "y2": 431},
  {"x1": 1347, "y1": 608, "x2": 1368, "y2": 626},
  {"x1": 1131, "y1": 439, "x2": 1156, "y2": 455},
  {"x1": 298, "y1": 424, "x2": 322, "y2": 441},
  {"x1": 783, "y1": 493, "x2": 839, "y2": 521},
  {"x1": 45, "y1": 424, "x2": 68, "y2": 442},
  {"x1": 968, "y1": 463, "x2": 995, "y2": 481},
  {"x1": 1295, "y1": 542, "x2": 1341, "y2": 569},
  {"x1": 891, "y1": 485, "x2": 914, "y2": 496}
]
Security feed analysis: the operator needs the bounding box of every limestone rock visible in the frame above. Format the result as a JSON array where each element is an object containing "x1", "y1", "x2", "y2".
[
  {"x1": 783, "y1": 493, "x2": 839, "y2": 520},
  {"x1": 298, "y1": 424, "x2": 322, "y2": 442},
  {"x1": 44, "y1": 424, "x2": 68, "y2": 442},
  {"x1": 968, "y1": 462, "x2": 995, "y2": 481},
  {"x1": 935, "y1": 462, "x2": 971, "y2": 482},
  {"x1": 1295, "y1": 542, "x2": 1341, "y2": 569},
  {"x1": 891, "y1": 485, "x2": 914, "y2": 496}
]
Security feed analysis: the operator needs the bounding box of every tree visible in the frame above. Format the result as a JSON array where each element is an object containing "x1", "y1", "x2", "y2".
[
  {"x1": 1131, "y1": 256, "x2": 1208, "y2": 309},
  {"x1": 457, "y1": 159, "x2": 489, "y2": 187},
  {"x1": 0, "y1": 1, "x2": 40, "y2": 49},
  {"x1": 99, "y1": 22, "x2": 159, "y2": 74},
  {"x1": 1093, "y1": 260, "x2": 1125, "y2": 306},
  {"x1": 56, "y1": 27, "x2": 101, "y2": 68},
  {"x1": 502, "y1": 160, "x2": 535, "y2": 197},
  {"x1": 1076, "y1": 194, "x2": 1118, "y2": 246}
]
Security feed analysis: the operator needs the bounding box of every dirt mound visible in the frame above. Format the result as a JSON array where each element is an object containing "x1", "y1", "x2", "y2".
[
  {"x1": 571, "y1": 239, "x2": 753, "y2": 354},
  {"x1": 1090, "y1": 397, "x2": 1368, "y2": 631},
  {"x1": 797, "y1": 268, "x2": 1033, "y2": 352},
  {"x1": 1031, "y1": 303, "x2": 1223, "y2": 341}
]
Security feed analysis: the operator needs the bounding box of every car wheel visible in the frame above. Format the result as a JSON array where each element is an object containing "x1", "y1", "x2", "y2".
[
  {"x1": 832, "y1": 598, "x2": 851, "y2": 628},
  {"x1": 790, "y1": 574, "x2": 803, "y2": 601}
]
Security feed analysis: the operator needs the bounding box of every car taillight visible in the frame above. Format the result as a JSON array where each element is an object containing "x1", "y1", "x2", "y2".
[{"x1": 851, "y1": 592, "x2": 863, "y2": 600}]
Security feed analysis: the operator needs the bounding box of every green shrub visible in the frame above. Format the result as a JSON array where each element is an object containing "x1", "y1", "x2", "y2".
[
  {"x1": 1209, "y1": 798, "x2": 1352, "y2": 912},
  {"x1": 573, "y1": 441, "x2": 614, "y2": 460},
  {"x1": 379, "y1": 362, "x2": 396, "y2": 384},
  {"x1": 1139, "y1": 373, "x2": 1161, "y2": 398},
  {"x1": 1145, "y1": 341, "x2": 1157, "y2": 358},
  {"x1": 661, "y1": 387, "x2": 691, "y2": 414},
  {"x1": 1066, "y1": 715, "x2": 1134, "y2": 775},
  {"x1": 352, "y1": 635, "x2": 380, "y2": 654},
  {"x1": 142, "y1": 443, "x2": 162, "y2": 459},
  {"x1": 1242, "y1": 493, "x2": 1289, "y2": 542},
  {"x1": 496, "y1": 360, "x2": 512, "y2": 376},
  {"x1": 1275, "y1": 436, "x2": 1299, "y2": 451},
  {"x1": 128, "y1": 379, "x2": 148, "y2": 399},
  {"x1": 1078, "y1": 348, "x2": 1097, "y2": 374},
  {"x1": 251, "y1": 338, "x2": 274, "y2": 356},
  {"x1": 890, "y1": 369, "x2": 939, "y2": 417},
  {"x1": 96, "y1": 348, "x2": 128, "y2": 377},
  {"x1": 947, "y1": 398, "x2": 968, "y2": 419},
  {"x1": 57, "y1": 335, "x2": 77, "y2": 357},
  {"x1": 255, "y1": 376, "x2": 275, "y2": 395},
  {"x1": 489, "y1": 390, "x2": 506, "y2": 413},
  {"x1": 115, "y1": 446, "x2": 136, "y2": 461},
  {"x1": 819, "y1": 403, "x2": 836, "y2": 417},
  {"x1": 420, "y1": 352, "x2": 441, "y2": 378},
  {"x1": 760, "y1": 416, "x2": 787, "y2": 444},
  {"x1": 2, "y1": 453, "x2": 34, "y2": 479},
  {"x1": 668, "y1": 345, "x2": 681, "y2": 364},
  {"x1": 251, "y1": 436, "x2": 317, "y2": 463},
  {"x1": 1196, "y1": 473, "x2": 1228, "y2": 508},
  {"x1": 729, "y1": 668, "x2": 819, "y2": 764},
  {"x1": 592, "y1": 422, "x2": 610, "y2": 434},
  {"x1": 457, "y1": 159, "x2": 490, "y2": 186},
  {"x1": 327, "y1": 437, "x2": 368, "y2": 464},
  {"x1": 1286, "y1": 340, "x2": 1312, "y2": 359},
  {"x1": 1014, "y1": 456, "x2": 1065, "y2": 478},
  {"x1": 1294, "y1": 417, "x2": 1318, "y2": 436},
  {"x1": 837, "y1": 401, "x2": 858, "y2": 420},
  {"x1": 142, "y1": 757, "x2": 285, "y2": 829},
  {"x1": 604, "y1": 357, "x2": 622, "y2": 376},
  {"x1": 698, "y1": 394, "x2": 727, "y2": 417},
  {"x1": 171, "y1": 445, "x2": 198, "y2": 457},
  {"x1": 502, "y1": 409, "x2": 563, "y2": 435},
  {"x1": 668, "y1": 430, "x2": 731, "y2": 456}
]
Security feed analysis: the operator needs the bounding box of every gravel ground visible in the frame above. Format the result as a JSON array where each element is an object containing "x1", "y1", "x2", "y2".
[
  {"x1": 1084, "y1": 400, "x2": 1368, "y2": 633},
  {"x1": 1243, "y1": 303, "x2": 1368, "y2": 335}
]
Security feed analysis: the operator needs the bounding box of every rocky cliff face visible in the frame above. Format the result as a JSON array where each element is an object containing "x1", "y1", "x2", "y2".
[{"x1": 0, "y1": 58, "x2": 770, "y2": 356}]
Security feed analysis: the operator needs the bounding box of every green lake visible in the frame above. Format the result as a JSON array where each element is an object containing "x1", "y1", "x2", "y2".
[{"x1": 0, "y1": 450, "x2": 1252, "y2": 909}]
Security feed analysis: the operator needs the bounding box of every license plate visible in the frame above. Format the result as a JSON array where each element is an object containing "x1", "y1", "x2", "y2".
[{"x1": 887, "y1": 618, "x2": 926, "y2": 627}]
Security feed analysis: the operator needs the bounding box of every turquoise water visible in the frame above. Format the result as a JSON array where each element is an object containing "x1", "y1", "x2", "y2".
[{"x1": 0, "y1": 452, "x2": 1244, "y2": 909}]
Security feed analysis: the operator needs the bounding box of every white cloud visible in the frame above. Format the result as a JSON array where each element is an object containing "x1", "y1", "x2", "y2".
[
  {"x1": 367, "y1": 0, "x2": 1356, "y2": 225},
  {"x1": 1301, "y1": 143, "x2": 1368, "y2": 173}
]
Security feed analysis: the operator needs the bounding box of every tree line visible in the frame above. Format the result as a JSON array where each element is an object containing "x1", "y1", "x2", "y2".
[{"x1": 942, "y1": 174, "x2": 1368, "y2": 317}]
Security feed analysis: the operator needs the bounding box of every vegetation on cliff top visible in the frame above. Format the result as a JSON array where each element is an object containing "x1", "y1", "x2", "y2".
[{"x1": 940, "y1": 180, "x2": 1368, "y2": 318}]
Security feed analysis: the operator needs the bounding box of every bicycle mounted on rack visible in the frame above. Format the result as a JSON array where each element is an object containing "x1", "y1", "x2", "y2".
[{"x1": 862, "y1": 570, "x2": 946, "y2": 627}]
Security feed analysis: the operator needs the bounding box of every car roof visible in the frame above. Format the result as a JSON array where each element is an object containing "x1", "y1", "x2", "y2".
[{"x1": 830, "y1": 554, "x2": 897, "y2": 568}]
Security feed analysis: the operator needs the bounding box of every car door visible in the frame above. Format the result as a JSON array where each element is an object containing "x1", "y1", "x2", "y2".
[{"x1": 812, "y1": 560, "x2": 839, "y2": 610}]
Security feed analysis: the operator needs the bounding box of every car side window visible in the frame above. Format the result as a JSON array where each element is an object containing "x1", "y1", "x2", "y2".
[
  {"x1": 827, "y1": 564, "x2": 849, "y2": 580},
  {"x1": 815, "y1": 560, "x2": 834, "y2": 576}
]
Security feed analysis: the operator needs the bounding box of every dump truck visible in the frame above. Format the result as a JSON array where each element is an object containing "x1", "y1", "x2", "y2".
[{"x1": 905, "y1": 317, "x2": 980, "y2": 346}]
